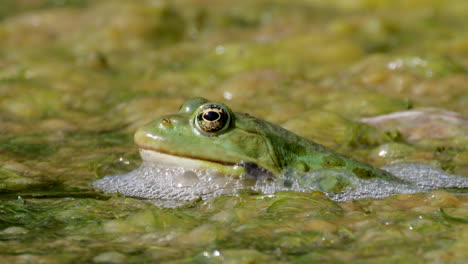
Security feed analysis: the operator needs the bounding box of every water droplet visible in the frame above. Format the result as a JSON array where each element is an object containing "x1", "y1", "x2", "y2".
[
  {"x1": 223, "y1": 91, "x2": 233, "y2": 100},
  {"x1": 215, "y1": 45, "x2": 225, "y2": 55}
]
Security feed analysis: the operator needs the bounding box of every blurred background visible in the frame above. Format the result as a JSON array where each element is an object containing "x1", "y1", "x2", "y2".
[{"x1": 0, "y1": 1, "x2": 467, "y2": 263}]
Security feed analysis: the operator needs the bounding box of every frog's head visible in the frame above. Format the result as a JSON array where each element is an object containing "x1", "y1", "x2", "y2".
[{"x1": 134, "y1": 97, "x2": 280, "y2": 177}]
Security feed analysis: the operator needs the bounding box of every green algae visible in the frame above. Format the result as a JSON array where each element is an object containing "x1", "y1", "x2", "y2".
[
  {"x1": 0, "y1": 136, "x2": 58, "y2": 157},
  {"x1": 0, "y1": 167, "x2": 43, "y2": 191},
  {"x1": 0, "y1": 0, "x2": 467, "y2": 263},
  {"x1": 440, "y1": 208, "x2": 468, "y2": 224},
  {"x1": 0, "y1": 0, "x2": 90, "y2": 21},
  {"x1": 0, "y1": 190, "x2": 466, "y2": 263}
]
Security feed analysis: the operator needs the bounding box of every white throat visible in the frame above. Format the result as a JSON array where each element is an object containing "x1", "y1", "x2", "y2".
[{"x1": 139, "y1": 149, "x2": 209, "y2": 169}]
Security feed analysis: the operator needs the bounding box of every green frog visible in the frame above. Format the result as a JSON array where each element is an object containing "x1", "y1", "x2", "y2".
[{"x1": 134, "y1": 97, "x2": 401, "y2": 191}]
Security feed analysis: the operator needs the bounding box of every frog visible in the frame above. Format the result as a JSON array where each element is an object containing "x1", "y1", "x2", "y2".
[{"x1": 134, "y1": 97, "x2": 402, "y2": 191}]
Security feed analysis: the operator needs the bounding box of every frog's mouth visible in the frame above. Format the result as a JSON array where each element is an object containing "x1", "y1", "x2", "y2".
[
  {"x1": 138, "y1": 148, "x2": 273, "y2": 179},
  {"x1": 138, "y1": 148, "x2": 246, "y2": 176}
]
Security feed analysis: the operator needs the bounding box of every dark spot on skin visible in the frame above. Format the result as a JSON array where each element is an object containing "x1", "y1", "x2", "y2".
[
  {"x1": 241, "y1": 161, "x2": 274, "y2": 181},
  {"x1": 321, "y1": 155, "x2": 345, "y2": 168},
  {"x1": 294, "y1": 161, "x2": 310, "y2": 172},
  {"x1": 352, "y1": 168, "x2": 376, "y2": 179}
]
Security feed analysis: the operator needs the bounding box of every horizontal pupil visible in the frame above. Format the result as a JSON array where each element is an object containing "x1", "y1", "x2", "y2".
[{"x1": 204, "y1": 111, "x2": 220, "y2": 121}]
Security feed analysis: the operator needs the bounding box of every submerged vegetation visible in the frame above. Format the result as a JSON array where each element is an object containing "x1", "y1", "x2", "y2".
[{"x1": 1, "y1": 0, "x2": 467, "y2": 263}]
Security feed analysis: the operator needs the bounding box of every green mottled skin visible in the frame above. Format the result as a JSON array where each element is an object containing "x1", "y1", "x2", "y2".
[{"x1": 135, "y1": 98, "x2": 399, "y2": 182}]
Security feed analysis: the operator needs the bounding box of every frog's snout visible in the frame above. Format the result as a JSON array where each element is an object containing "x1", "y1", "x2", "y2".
[{"x1": 134, "y1": 115, "x2": 185, "y2": 147}]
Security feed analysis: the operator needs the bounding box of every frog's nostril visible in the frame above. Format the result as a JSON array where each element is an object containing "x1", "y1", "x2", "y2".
[{"x1": 161, "y1": 118, "x2": 172, "y2": 126}]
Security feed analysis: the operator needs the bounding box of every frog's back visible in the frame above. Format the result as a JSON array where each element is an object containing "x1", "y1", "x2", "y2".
[{"x1": 257, "y1": 118, "x2": 400, "y2": 182}]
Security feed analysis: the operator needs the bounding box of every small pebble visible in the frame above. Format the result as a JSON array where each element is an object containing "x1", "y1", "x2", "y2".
[
  {"x1": 93, "y1": 251, "x2": 127, "y2": 264},
  {"x1": 1, "y1": 226, "x2": 29, "y2": 235}
]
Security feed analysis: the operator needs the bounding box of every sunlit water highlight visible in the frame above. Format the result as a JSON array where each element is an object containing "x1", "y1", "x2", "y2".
[{"x1": 93, "y1": 162, "x2": 468, "y2": 208}]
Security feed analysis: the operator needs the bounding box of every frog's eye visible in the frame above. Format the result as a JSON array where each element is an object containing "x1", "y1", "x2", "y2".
[{"x1": 194, "y1": 103, "x2": 232, "y2": 135}]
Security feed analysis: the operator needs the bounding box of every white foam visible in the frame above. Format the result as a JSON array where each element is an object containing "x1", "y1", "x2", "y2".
[
  {"x1": 254, "y1": 163, "x2": 468, "y2": 201},
  {"x1": 93, "y1": 162, "x2": 468, "y2": 207},
  {"x1": 92, "y1": 161, "x2": 246, "y2": 207}
]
